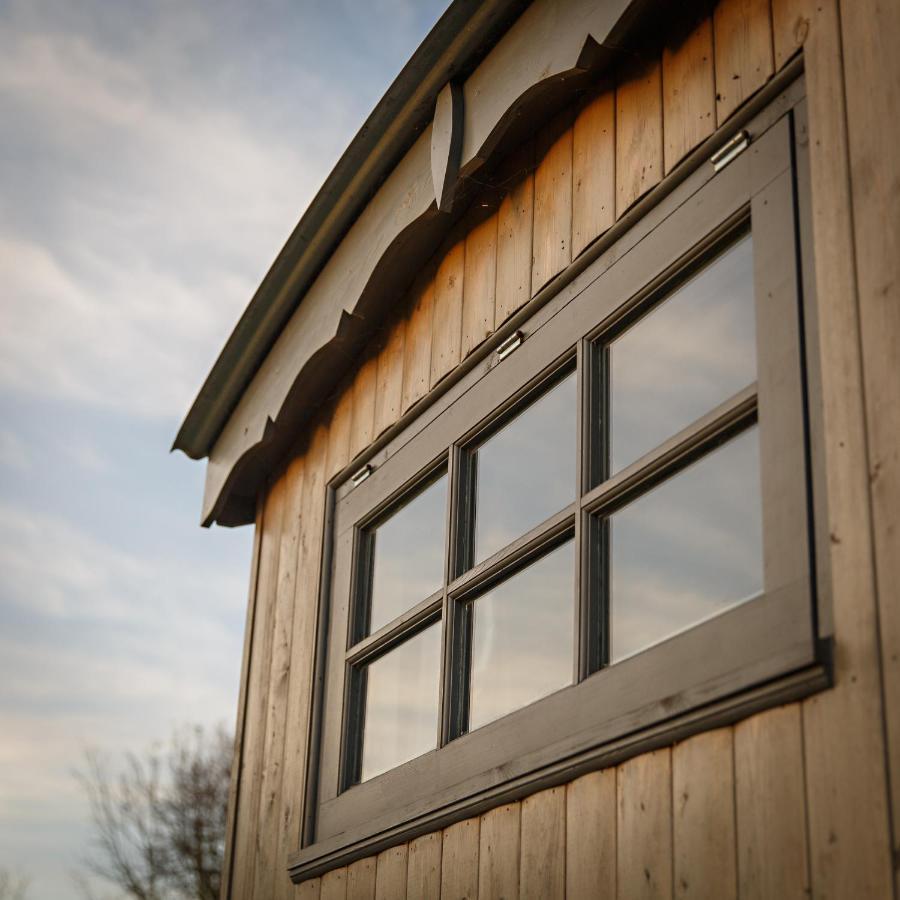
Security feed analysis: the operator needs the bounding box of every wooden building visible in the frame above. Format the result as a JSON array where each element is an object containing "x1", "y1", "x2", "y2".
[{"x1": 174, "y1": 0, "x2": 899, "y2": 897}]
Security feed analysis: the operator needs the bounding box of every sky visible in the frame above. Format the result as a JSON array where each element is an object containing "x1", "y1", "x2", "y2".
[{"x1": 0, "y1": 1, "x2": 447, "y2": 897}]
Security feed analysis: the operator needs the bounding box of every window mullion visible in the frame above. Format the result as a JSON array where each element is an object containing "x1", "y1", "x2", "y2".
[
  {"x1": 580, "y1": 338, "x2": 609, "y2": 678},
  {"x1": 580, "y1": 383, "x2": 758, "y2": 518},
  {"x1": 344, "y1": 589, "x2": 443, "y2": 667},
  {"x1": 574, "y1": 339, "x2": 588, "y2": 682},
  {"x1": 439, "y1": 443, "x2": 465, "y2": 746}
]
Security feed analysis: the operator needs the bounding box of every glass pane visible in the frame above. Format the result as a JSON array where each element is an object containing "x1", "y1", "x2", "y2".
[
  {"x1": 474, "y1": 372, "x2": 576, "y2": 565},
  {"x1": 609, "y1": 235, "x2": 756, "y2": 473},
  {"x1": 368, "y1": 473, "x2": 447, "y2": 634},
  {"x1": 469, "y1": 540, "x2": 574, "y2": 730},
  {"x1": 359, "y1": 622, "x2": 441, "y2": 781},
  {"x1": 609, "y1": 427, "x2": 763, "y2": 663}
]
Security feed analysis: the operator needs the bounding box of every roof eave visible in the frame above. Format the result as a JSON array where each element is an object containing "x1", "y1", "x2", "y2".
[{"x1": 172, "y1": 0, "x2": 530, "y2": 460}]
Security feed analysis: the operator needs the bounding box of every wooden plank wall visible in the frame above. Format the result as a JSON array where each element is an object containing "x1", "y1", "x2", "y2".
[{"x1": 221, "y1": 1, "x2": 900, "y2": 897}]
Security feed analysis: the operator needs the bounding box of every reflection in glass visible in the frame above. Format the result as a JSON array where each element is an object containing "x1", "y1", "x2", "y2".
[
  {"x1": 359, "y1": 622, "x2": 441, "y2": 781},
  {"x1": 609, "y1": 235, "x2": 756, "y2": 473},
  {"x1": 469, "y1": 540, "x2": 574, "y2": 730},
  {"x1": 368, "y1": 473, "x2": 447, "y2": 634},
  {"x1": 609, "y1": 427, "x2": 762, "y2": 662},
  {"x1": 474, "y1": 372, "x2": 576, "y2": 565}
]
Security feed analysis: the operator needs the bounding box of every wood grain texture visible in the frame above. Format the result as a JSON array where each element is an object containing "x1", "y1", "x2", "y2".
[
  {"x1": 840, "y1": 2, "x2": 900, "y2": 889},
  {"x1": 663, "y1": 17, "x2": 715, "y2": 174},
  {"x1": 220, "y1": 502, "x2": 263, "y2": 900},
  {"x1": 430, "y1": 236, "x2": 465, "y2": 387},
  {"x1": 349, "y1": 354, "x2": 378, "y2": 461},
  {"x1": 793, "y1": 0, "x2": 897, "y2": 896},
  {"x1": 254, "y1": 458, "x2": 305, "y2": 898},
  {"x1": 495, "y1": 141, "x2": 534, "y2": 325},
  {"x1": 441, "y1": 817, "x2": 480, "y2": 900},
  {"x1": 374, "y1": 844, "x2": 408, "y2": 900},
  {"x1": 572, "y1": 87, "x2": 615, "y2": 258},
  {"x1": 616, "y1": 748, "x2": 672, "y2": 900},
  {"x1": 230, "y1": 479, "x2": 285, "y2": 899},
  {"x1": 531, "y1": 112, "x2": 573, "y2": 293},
  {"x1": 565, "y1": 769, "x2": 615, "y2": 900},
  {"x1": 407, "y1": 832, "x2": 442, "y2": 900},
  {"x1": 461, "y1": 203, "x2": 499, "y2": 358},
  {"x1": 321, "y1": 867, "x2": 348, "y2": 900},
  {"x1": 734, "y1": 705, "x2": 808, "y2": 899},
  {"x1": 478, "y1": 802, "x2": 520, "y2": 900},
  {"x1": 346, "y1": 856, "x2": 376, "y2": 900},
  {"x1": 616, "y1": 58, "x2": 663, "y2": 217},
  {"x1": 298, "y1": 877, "x2": 322, "y2": 900},
  {"x1": 804, "y1": 0, "x2": 900, "y2": 898},
  {"x1": 327, "y1": 387, "x2": 354, "y2": 480},
  {"x1": 771, "y1": 0, "x2": 811, "y2": 70},
  {"x1": 672, "y1": 728, "x2": 736, "y2": 900},
  {"x1": 373, "y1": 320, "x2": 406, "y2": 438},
  {"x1": 519, "y1": 786, "x2": 565, "y2": 900},
  {"x1": 401, "y1": 275, "x2": 435, "y2": 414},
  {"x1": 713, "y1": 0, "x2": 775, "y2": 125},
  {"x1": 277, "y1": 429, "x2": 330, "y2": 900}
]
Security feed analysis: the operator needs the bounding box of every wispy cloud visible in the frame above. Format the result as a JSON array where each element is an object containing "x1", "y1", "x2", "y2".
[
  {"x1": 0, "y1": 0, "x2": 439, "y2": 422},
  {"x1": 0, "y1": 23, "x2": 318, "y2": 419},
  {"x1": 0, "y1": 500, "x2": 245, "y2": 622}
]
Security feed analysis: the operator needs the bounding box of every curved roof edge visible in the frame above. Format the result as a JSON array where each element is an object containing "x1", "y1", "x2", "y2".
[
  {"x1": 174, "y1": 0, "x2": 681, "y2": 527},
  {"x1": 172, "y1": 0, "x2": 529, "y2": 461}
]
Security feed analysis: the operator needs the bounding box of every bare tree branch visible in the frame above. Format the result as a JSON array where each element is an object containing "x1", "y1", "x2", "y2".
[
  {"x1": 75, "y1": 725, "x2": 231, "y2": 900},
  {"x1": 0, "y1": 869, "x2": 31, "y2": 900}
]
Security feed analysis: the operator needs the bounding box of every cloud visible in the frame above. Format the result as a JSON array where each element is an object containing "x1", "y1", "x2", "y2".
[
  {"x1": 0, "y1": 499, "x2": 245, "y2": 624},
  {"x1": 0, "y1": 429, "x2": 31, "y2": 471},
  {"x1": 0, "y1": 3, "x2": 367, "y2": 422},
  {"x1": 0, "y1": 498, "x2": 247, "y2": 886},
  {"x1": 62, "y1": 435, "x2": 109, "y2": 473}
]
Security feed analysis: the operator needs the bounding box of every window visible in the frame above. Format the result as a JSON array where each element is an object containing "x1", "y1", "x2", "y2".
[{"x1": 297, "y1": 90, "x2": 828, "y2": 877}]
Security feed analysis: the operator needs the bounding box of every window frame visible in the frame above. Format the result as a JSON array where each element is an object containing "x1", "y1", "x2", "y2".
[{"x1": 294, "y1": 76, "x2": 831, "y2": 880}]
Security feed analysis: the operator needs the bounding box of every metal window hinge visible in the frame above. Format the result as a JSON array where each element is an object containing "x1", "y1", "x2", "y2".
[
  {"x1": 496, "y1": 330, "x2": 523, "y2": 361},
  {"x1": 710, "y1": 130, "x2": 750, "y2": 172},
  {"x1": 351, "y1": 464, "x2": 372, "y2": 486}
]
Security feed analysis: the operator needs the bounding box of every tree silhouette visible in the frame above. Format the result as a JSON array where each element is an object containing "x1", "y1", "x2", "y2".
[
  {"x1": 0, "y1": 869, "x2": 30, "y2": 900},
  {"x1": 76, "y1": 725, "x2": 231, "y2": 900}
]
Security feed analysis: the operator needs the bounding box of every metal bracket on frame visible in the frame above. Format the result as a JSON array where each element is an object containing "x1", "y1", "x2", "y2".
[
  {"x1": 351, "y1": 464, "x2": 372, "y2": 486},
  {"x1": 496, "y1": 330, "x2": 524, "y2": 361},
  {"x1": 710, "y1": 130, "x2": 751, "y2": 172}
]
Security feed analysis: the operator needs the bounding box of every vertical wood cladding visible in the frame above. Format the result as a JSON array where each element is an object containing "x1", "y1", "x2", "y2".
[
  {"x1": 672, "y1": 729, "x2": 737, "y2": 900},
  {"x1": 478, "y1": 802, "x2": 520, "y2": 900},
  {"x1": 222, "y1": 1, "x2": 900, "y2": 895},
  {"x1": 662, "y1": 17, "x2": 715, "y2": 174},
  {"x1": 572, "y1": 88, "x2": 614, "y2": 259},
  {"x1": 838, "y1": 1, "x2": 900, "y2": 892},
  {"x1": 615, "y1": 57, "x2": 663, "y2": 217}
]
